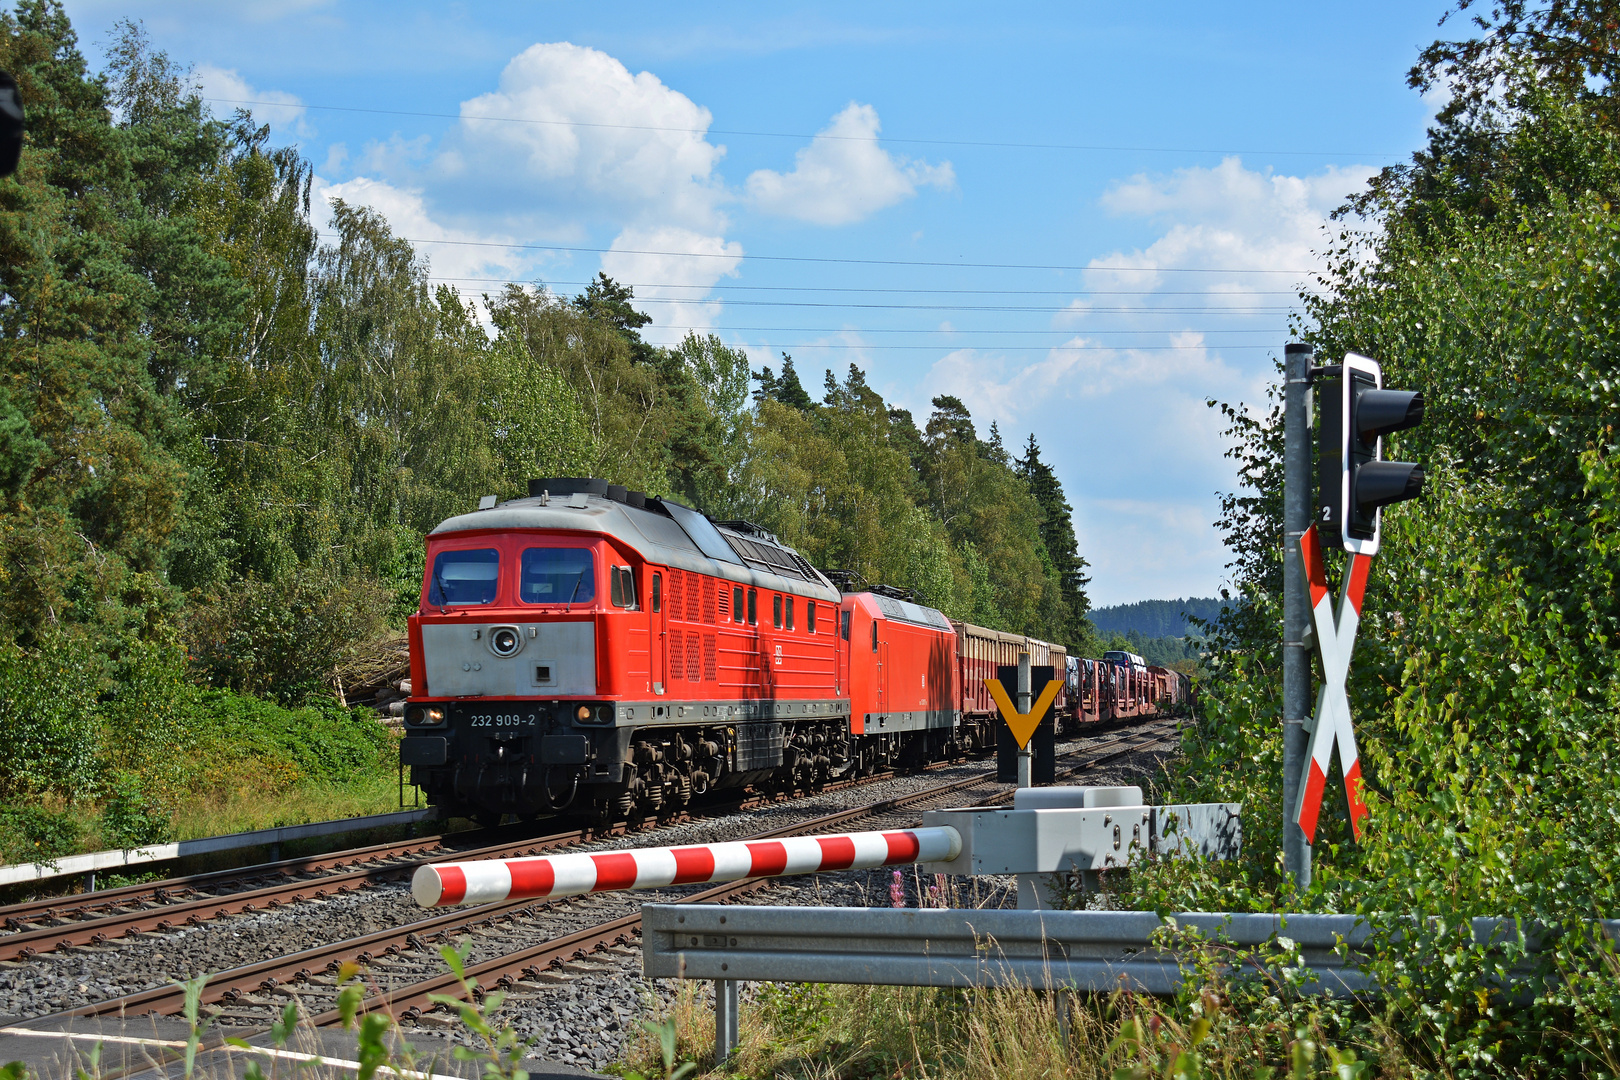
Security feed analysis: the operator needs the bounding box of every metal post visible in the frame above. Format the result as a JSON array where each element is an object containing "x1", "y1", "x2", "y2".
[
  {"x1": 84, "y1": 871, "x2": 96, "y2": 893},
  {"x1": 1016, "y1": 652, "x2": 1032, "y2": 788},
  {"x1": 715, "y1": 978, "x2": 740, "y2": 1064},
  {"x1": 1283, "y1": 343, "x2": 1314, "y2": 889}
]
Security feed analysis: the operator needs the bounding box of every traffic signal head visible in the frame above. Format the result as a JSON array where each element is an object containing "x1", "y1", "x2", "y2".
[
  {"x1": 0, "y1": 71, "x2": 20, "y2": 178},
  {"x1": 1317, "y1": 353, "x2": 1425, "y2": 554}
]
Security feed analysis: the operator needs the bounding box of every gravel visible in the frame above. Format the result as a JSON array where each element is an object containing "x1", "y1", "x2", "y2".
[{"x1": 0, "y1": 731, "x2": 1178, "y2": 1076}]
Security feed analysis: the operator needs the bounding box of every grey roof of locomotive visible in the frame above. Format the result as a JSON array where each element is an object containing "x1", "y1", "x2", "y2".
[{"x1": 430, "y1": 493, "x2": 842, "y2": 603}]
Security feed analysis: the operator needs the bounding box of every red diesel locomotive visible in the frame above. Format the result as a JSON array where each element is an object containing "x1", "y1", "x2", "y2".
[{"x1": 400, "y1": 478, "x2": 1089, "y2": 824}]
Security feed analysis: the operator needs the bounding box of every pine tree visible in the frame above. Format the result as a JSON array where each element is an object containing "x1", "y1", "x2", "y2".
[{"x1": 1016, "y1": 433, "x2": 1092, "y2": 640}]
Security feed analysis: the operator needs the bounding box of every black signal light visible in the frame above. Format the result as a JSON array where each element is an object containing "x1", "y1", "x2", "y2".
[{"x1": 1318, "y1": 352, "x2": 1426, "y2": 554}]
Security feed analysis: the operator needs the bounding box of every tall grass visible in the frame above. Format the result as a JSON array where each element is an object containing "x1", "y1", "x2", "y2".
[{"x1": 621, "y1": 979, "x2": 1378, "y2": 1080}]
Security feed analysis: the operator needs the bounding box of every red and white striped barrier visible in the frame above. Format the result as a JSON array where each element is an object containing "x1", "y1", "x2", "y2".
[{"x1": 411, "y1": 826, "x2": 962, "y2": 907}]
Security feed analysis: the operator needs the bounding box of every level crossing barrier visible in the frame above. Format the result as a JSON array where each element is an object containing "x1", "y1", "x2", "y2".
[{"x1": 412, "y1": 786, "x2": 1243, "y2": 910}]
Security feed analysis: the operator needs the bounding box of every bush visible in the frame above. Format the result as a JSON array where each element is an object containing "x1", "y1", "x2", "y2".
[
  {"x1": 98, "y1": 771, "x2": 173, "y2": 849},
  {"x1": 183, "y1": 568, "x2": 391, "y2": 704},
  {"x1": 0, "y1": 803, "x2": 86, "y2": 865},
  {"x1": 192, "y1": 689, "x2": 396, "y2": 789},
  {"x1": 0, "y1": 636, "x2": 104, "y2": 799}
]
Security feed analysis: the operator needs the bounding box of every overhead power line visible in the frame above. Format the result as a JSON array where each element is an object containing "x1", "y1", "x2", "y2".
[
  {"x1": 429, "y1": 274, "x2": 1320, "y2": 297},
  {"x1": 640, "y1": 340, "x2": 1281, "y2": 352},
  {"x1": 317, "y1": 231, "x2": 1314, "y2": 275},
  {"x1": 629, "y1": 326, "x2": 1288, "y2": 336},
  {"x1": 208, "y1": 96, "x2": 1400, "y2": 160},
  {"x1": 469, "y1": 294, "x2": 1298, "y2": 314}
]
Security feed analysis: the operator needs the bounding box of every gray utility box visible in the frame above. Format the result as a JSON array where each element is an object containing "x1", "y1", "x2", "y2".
[{"x1": 920, "y1": 786, "x2": 1241, "y2": 909}]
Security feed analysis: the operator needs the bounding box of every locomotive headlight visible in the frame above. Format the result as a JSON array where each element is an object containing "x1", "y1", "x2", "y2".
[
  {"x1": 406, "y1": 705, "x2": 446, "y2": 726},
  {"x1": 577, "y1": 705, "x2": 592, "y2": 721},
  {"x1": 488, "y1": 625, "x2": 523, "y2": 658}
]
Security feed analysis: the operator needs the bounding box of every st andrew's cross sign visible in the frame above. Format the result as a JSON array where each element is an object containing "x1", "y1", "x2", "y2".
[{"x1": 1294, "y1": 524, "x2": 1371, "y2": 843}]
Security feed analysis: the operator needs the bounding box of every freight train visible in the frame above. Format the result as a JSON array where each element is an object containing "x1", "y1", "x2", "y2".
[{"x1": 399, "y1": 478, "x2": 1191, "y2": 824}]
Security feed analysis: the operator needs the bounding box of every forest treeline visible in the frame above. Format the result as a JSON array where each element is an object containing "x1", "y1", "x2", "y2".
[
  {"x1": 1122, "y1": 1, "x2": 1620, "y2": 1074},
  {"x1": 1087, "y1": 596, "x2": 1227, "y2": 639},
  {"x1": 0, "y1": 3, "x2": 1095, "y2": 848}
]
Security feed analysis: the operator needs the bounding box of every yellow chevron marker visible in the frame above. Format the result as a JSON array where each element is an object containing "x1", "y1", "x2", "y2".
[{"x1": 984, "y1": 678, "x2": 1062, "y2": 749}]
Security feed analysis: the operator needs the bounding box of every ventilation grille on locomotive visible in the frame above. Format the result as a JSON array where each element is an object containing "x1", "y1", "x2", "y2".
[
  {"x1": 718, "y1": 529, "x2": 824, "y2": 584},
  {"x1": 872, "y1": 594, "x2": 954, "y2": 631}
]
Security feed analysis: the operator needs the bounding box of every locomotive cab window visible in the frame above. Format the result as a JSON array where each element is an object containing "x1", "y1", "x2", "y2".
[
  {"x1": 773, "y1": 595, "x2": 783, "y2": 629},
  {"x1": 871, "y1": 620, "x2": 879, "y2": 652},
  {"x1": 732, "y1": 586, "x2": 744, "y2": 623},
  {"x1": 841, "y1": 610, "x2": 851, "y2": 640},
  {"x1": 519, "y1": 547, "x2": 595, "y2": 605},
  {"x1": 609, "y1": 566, "x2": 637, "y2": 609},
  {"x1": 785, "y1": 596, "x2": 795, "y2": 631},
  {"x1": 427, "y1": 548, "x2": 499, "y2": 606},
  {"x1": 652, "y1": 572, "x2": 662, "y2": 612}
]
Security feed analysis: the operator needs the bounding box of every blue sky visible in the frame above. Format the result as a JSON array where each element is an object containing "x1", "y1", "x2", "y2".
[{"x1": 63, "y1": 1, "x2": 1449, "y2": 606}]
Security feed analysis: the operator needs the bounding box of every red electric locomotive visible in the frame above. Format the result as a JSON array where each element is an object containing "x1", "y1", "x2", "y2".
[
  {"x1": 399, "y1": 477, "x2": 1169, "y2": 825},
  {"x1": 402, "y1": 479, "x2": 977, "y2": 824}
]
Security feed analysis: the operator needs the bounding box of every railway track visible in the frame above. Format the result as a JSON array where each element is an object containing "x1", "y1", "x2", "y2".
[
  {"x1": 19, "y1": 716, "x2": 1182, "y2": 1032},
  {"x1": 0, "y1": 712, "x2": 1178, "y2": 957},
  {"x1": 0, "y1": 766, "x2": 934, "y2": 947}
]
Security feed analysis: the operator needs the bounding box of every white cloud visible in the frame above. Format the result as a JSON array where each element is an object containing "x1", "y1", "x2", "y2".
[
  {"x1": 745, "y1": 103, "x2": 954, "y2": 226},
  {"x1": 1076, "y1": 496, "x2": 1228, "y2": 606},
  {"x1": 195, "y1": 63, "x2": 310, "y2": 136},
  {"x1": 311, "y1": 175, "x2": 527, "y2": 286},
  {"x1": 438, "y1": 42, "x2": 728, "y2": 233},
  {"x1": 599, "y1": 226, "x2": 743, "y2": 335},
  {"x1": 923, "y1": 332, "x2": 1235, "y2": 428},
  {"x1": 1084, "y1": 156, "x2": 1376, "y2": 295}
]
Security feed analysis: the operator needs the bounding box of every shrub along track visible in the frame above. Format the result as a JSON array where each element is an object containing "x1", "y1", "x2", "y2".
[{"x1": 14, "y1": 716, "x2": 1183, "y2": 1041}]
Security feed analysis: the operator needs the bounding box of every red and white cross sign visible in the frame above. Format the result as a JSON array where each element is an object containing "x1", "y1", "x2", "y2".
[{"x1": 1294, "y1": 524, "x2": 1371, "y2": 843}]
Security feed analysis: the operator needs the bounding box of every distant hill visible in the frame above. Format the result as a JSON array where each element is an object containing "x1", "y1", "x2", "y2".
[{"x1": 1089, "y1": 597, "x2": 1230, "y2": 639}]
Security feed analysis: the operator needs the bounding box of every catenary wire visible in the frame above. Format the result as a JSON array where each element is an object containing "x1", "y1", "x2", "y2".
[
  {"x1": 316, "y1": 231, "x2": 1314, "y2": 274},
  {"x1": 613, "y1": 326, "x2": 1289, "y2": 336},
  {"x1": 208, "y1": 97, "x2": 1402, "y2": 159},
  {"x1": 639, "y1": 341, "x2": 1282, "y2": 351},
  {"x1": 427, "y1": 274, "x2": 1321, "y2": 297}
]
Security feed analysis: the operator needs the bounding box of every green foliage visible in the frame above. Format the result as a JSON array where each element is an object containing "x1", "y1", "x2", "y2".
[
  {"x1": 0, "y1": 801, "x2": 83, "y2": 863},
  {"x1": 98, "y1": 770, "x2": 172, "y2": 848},
  {"x1": 182, "y1": 568, "x2": 391, "y2": 704},
  {"x1": 0, "y1": 635, "x2": 103, "y2": 796},
  {"x1": 428, "y1": 941, "x2": 535, "y2": 1080},
  {"x1": 620, "y1": 1016, "x2": 696, "y2": 1080}
]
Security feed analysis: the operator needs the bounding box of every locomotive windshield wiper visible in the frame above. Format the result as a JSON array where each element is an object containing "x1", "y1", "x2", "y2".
[{"x1": 566, "y1": 573, "x2": 583, "y2": 610}]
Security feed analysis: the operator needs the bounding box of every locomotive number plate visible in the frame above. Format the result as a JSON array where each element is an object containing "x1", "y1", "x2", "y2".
[{"x1": 452, "y1": 704, "x2": 543, "y2": 730}]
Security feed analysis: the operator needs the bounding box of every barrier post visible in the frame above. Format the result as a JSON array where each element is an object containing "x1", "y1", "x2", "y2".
[
  {"x1": 1016, "y1": 652, "x2": 1032, "y2": 788},
  {"x1": 716, "y1": 978, "x2": 740, "y2": 1063},
  {"x1": 1283, "y1": 342, "x2": 1314, "y2": 888}
]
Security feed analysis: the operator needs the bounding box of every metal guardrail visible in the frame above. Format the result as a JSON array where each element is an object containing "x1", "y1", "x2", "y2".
[
  {"x1": 642, "y1": 904, "x2": 1620, "y2": 1062},
  {"x1": 0, "y1": 807, "x2": 439, "y2": 887}
]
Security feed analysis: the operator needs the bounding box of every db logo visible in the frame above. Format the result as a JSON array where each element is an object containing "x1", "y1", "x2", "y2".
[{"x1": 774, "y1": 644, "x2": 783, "y2": 666}]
